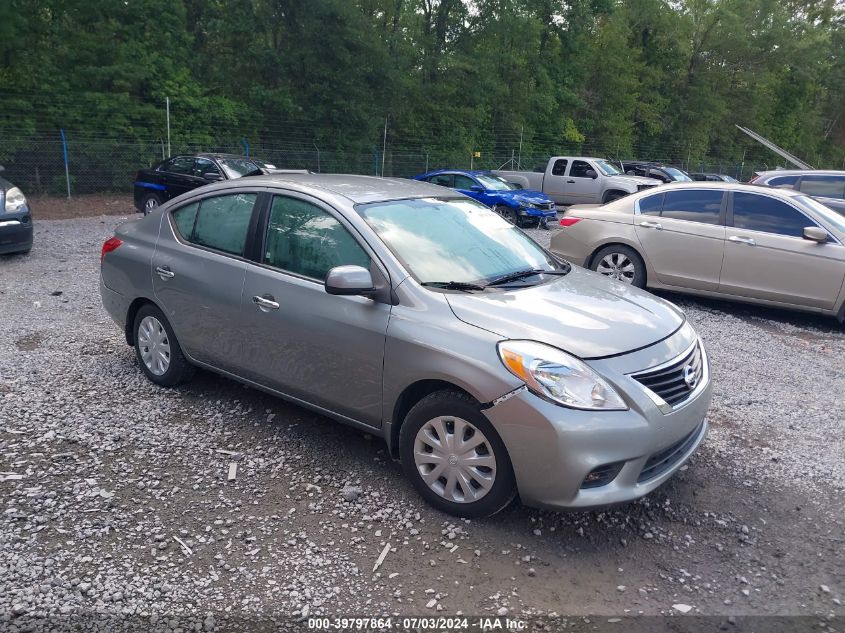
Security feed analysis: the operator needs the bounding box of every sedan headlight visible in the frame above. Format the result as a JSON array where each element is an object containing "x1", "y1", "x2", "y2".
[
  {"x1": 4, "y1": 187, "x2": 27, "y2": 213},
  {"x1": 497, "y1": 340, "x2": 627, "y2": 410}
]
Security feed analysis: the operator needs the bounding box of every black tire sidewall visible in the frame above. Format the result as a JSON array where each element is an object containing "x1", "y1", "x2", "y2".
[
  {"x1": 591, "y1": 245, "x2": 647, "y2": 288},
  {"x1": 133, "y1": 304, "x2": 191, "y2": 387},
  {"x1": 142, "y1": 194, "x2": 161, "y2": 215},
  {"x1": 399, "y1": 391, "x2": 516, "y2": 518}
]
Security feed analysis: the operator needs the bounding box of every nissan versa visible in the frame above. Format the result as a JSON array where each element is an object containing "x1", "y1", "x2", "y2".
[{"x1": 99, "y1": 175, "x2": 712, "y2": 517}]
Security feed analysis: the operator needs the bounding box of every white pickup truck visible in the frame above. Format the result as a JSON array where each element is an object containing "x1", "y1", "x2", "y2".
[{"x1": 495, "y1": 156, "x2": 661, "y2": 205}]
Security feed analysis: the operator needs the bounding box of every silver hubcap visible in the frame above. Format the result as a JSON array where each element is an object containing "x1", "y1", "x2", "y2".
[
  {"x1": 495, "y1": 206, "x2": 515, "y2": 224},
  {"x1": 145, "y1": 197, "x2": 159, "y2": 210},
  {"x1": 137, "y1": 316, "x2": 171, "y2": 376},
  {"x1": 413, "y1": 416, "x2": 497, "y2": 504},
  {"x1": 597, "y1": 253, "x2": 636, "y2": 284}
]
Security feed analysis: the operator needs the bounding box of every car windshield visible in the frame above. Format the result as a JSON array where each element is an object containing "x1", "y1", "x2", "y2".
[
  {"x1": 595, "y1": 160, "x2": 622, "y2": 176},
  {"x1": 475, "y1": 173, "x2": 516, "y2": 191},
  {"x1": 358, "y1": 197, "x2": 560, "y2": 286},
  {"x1": 664, "y1": 168, "x2": 693, "y2": 182},
  {"x1": 796, "y1": 195, "x2": 845, "y2": 232},
  {"x1": 219, "y1": 158, "x2": 261, "y2": 178}
]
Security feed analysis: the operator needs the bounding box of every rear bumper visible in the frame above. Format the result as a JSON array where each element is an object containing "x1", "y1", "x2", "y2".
[{"x1": 0, "y1": 218, "x2": 33, "y2": 254}]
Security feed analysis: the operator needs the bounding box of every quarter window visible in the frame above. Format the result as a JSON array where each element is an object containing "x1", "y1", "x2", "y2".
[
  {"x1": 638, "y1": 193, "x2": 664, "y2": 215},
  {"x1": 171, "y1": 202, "x2": 199, "y2": 239},
  {"x1": 190, "y1": 193, "x2": 257, "y2": 255},
  {"x1": 798, "y1": 175, "x2": 845, "y2": 199},
  {"x1": 551, "y1": 159, "x2": 568, "y2": 176},
  {"x1": 660, "y1": 190, "x2": 723, "y2": 224},
  {"x1": 732, "y1": 192, "x2": 815, "y2": 237},
  {"x1": 569, "y1": 160, "x2": 593, "y2": 178},
  {"x1": 263, "y1": 196, "x2": 370, "y2": 281}
]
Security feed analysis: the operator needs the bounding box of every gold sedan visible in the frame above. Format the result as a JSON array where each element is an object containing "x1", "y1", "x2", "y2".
[{"x1": 550, "y1": 182, "x2": 845, "y2": 321}]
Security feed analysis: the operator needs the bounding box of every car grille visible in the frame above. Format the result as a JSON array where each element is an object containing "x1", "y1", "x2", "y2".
[
  {"x1": 533, "y1": 202, "x2": 555, "y2": 211},
  {"x1": 631, "y1": 342, "x2": 703, "y2": 407},
  {"x1": 638, "y1": 422, "x2": 703, "y2": 483}
]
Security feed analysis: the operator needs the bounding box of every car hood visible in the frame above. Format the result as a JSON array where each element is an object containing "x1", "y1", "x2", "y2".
[
  {"x1": 508, "y1": 190, "x2": 552, "y2": 204},
  {"x1": 608, "y1": 175, "x2": 662, "y2": 187},
  {"x1": 444, "y1": 266, "x2": 684, "y2": 359}
]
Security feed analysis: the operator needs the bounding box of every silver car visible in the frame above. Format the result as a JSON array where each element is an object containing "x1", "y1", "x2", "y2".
[{"x1": 100, "y1": 175, "x2": 712, "y2": 517}]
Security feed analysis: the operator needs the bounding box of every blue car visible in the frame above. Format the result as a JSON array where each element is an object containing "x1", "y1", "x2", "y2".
[{"x1": 414, "y1": 169, "x2": 557, "y2": 228}]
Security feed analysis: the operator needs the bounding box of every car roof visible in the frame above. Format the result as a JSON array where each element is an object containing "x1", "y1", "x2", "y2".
[
  {"x1": 755, "y1": 169, "x2": 845, "y2": 177},
  {"x1": 212, "y1": 173, "x2": 452, "y2": 204},
  {"x1": 641, "y1": 181, "x2": 805, "y2": 198}
]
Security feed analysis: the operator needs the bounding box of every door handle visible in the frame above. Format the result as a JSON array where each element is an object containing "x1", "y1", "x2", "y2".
[
  {"x1": 638, "y1": 221, "x2": 664, "y2": 230},
  {"x1": 729, "y1": 236, "x2": 756, "y2": 246},
  {"x1": 566, "y1": 180, "x2": 576, "y2": 184},
  {"x1": 155, "y1": 266, "x2": 175, "y2": 280},
  {"x1": 252, "y1": 295, "x2": 280, "y2": 311}
]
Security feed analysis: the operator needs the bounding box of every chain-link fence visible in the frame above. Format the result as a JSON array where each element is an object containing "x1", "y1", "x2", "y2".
[{"x1": 0, "y1": 126, "x2": 815, "y2": 197}]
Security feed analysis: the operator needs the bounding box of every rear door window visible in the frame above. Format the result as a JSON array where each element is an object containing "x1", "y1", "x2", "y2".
[
  {"x1": 187, "y1": 193, "x2": 257, "y2": 255},
  {"x1": 263, "y1": 196, "x2": 370, "y2": 281},
  {"x1": 731, "y1": 192, "x2": 816, "y2": 237},
  {"x1": 551, "y1": 159, "x2": 568, "y2": 176},
  {"x1": 661, "y1": 190, "x2": 723, "y2": 224},
  {"x1": 798, "y1": 175, "x2": 845, "y2": 199},
  {"x1": 766, "y1": 175, "x2": 799, "y2": 188}
]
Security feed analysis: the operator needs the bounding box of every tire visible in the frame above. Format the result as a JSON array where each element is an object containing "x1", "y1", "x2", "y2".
[
  {"x1": 399, "y1": 390, "x2": 517, "y2": 518},
  {"x1": 141, "y1": 193, "x2": 162, "y2": 215},
  {"x1": 590, "y1": 244, "x2": 646, "y2": 288},
  {"x1": 133, "y1": 304, "x2": 195, "y2": 387},
  {"x1": 493, "y1": 204, "x2": 520, "y2": 227},
  {"x1": 602, "y1": 191, "x2": 626, "y2": 204}
]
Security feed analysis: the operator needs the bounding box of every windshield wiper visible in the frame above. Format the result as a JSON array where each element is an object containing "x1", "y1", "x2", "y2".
[
  {"x1": 487, "y1": 268, "x2": 569, "y2": 286},
  {"x1": 421, "y1": 281, "x2": 487, "y2": 291}
]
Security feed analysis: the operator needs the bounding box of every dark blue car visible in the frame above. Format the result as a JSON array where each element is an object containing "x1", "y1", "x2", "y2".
[{"x1": 413, "y1": 169, "x2": 556, "y2": 228}]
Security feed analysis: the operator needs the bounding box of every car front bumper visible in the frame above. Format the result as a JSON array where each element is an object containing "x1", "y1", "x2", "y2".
[
  {"x1": 0, "y1": 216, "x2": 33, "y2": 254},
  {"x1": 483, "y1": 324, "x2": 712, "y2": 510},
  {"x1": 521, "y1": 207, "x2": 557, "y2": 218}
]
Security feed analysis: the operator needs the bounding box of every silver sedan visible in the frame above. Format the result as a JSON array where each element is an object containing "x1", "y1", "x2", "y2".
[{"x1": 100, "y1": 175, "x2": 711, "y2": 516}]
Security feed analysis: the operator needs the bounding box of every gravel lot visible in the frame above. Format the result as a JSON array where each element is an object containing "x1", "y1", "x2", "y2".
[{"x1": 1, "y1": 213, "x2": 843, "y2": 632}]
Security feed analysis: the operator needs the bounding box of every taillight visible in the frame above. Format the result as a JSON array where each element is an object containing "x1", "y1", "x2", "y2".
[
  {"x1": 559, "y1": 217, "x2": 583, "y2": 227},
  {"x1": 101, "y1": 237, "x2": 123, "y2": 263}
]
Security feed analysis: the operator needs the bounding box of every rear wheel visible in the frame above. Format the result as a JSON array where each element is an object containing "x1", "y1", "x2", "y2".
[
  {"x1": 591, "y1": 244, "x2": 646, "y2": 288},
  {"x1": 141, "y1": 193, "x2": 162, "y2": 215},
  {"x1": 400, "y1": 390, "x2": 516, "y2": 518},
  {"x1": 133, "y1": 304, "x2": 194, "y2": 386},
  {"x1": 493, "y1": 204, "x2": 520, "y2": 226}
]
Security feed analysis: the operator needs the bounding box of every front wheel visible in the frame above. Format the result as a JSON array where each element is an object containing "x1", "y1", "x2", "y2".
[
  {"x1": 399, "y1": 391, "x2": 516, "y2": 518},
  {"x1": 493, "y1": 205, "x2": 520, "y2": 227},
  {"x1": 141, "y1": 193, "x2": 162, "y2": 215},
  {"x1": 133, "y1": 304, "x2": 195, "y2": 386},
  {"x1": 591, "y1": 244, "x2": 646, "y2": 288}
]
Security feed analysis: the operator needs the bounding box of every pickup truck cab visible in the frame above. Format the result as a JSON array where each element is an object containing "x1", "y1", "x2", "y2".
[{"x1": 495, "y1": 156, "x2": 661, "y2": 206}]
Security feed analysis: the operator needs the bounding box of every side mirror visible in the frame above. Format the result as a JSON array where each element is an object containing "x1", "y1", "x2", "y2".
[
  {"x1": 325, "y1": 265, "x2": 376, "y2": 296},
  {"x1": 803, "y1": 226, "x2": 829, "y2": 243},
  {"x1": 202, "y1": 172, "x2": 223, "y2": 181},
  {"x1": 470, "y1": 185, "x2": 484, "y2": 192},
  {"x1": 585, "y1": 169, "x2": 598, "y2": 179}
]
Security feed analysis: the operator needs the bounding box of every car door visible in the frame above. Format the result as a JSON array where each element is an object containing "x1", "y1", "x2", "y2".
[
  {"x1": 193, "y1": 157, "x2": 224, "y2": 184},
  {"x1": 152, "y1": 191, "x2": 262, "y2": 369},
  {"x1": 453, "y1": 173, "x2": 488, "y2": 205},
  {"x1": 718, "y1": 191, "x2": 845, "y2": 309},
  {"x1": 161, "y1": 156, "x2": 200, "y2": 199},
  {"x1": 634, "y1": 189, "x2": 726, "y2": 291},
  {"x1": 562, "y1": 160, "x2": 600, "y2": 204},
  {"x1": 540, "y1": 159, "x2": 569, "y2": 203},
  {"x1": 238, "y1": 193, "x2": 391, "y2": 427}
]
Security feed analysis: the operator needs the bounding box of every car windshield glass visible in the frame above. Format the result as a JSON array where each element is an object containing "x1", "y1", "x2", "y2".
[
  {"x1": 474, "y1": 173, "x2": 516, "y2": 191},
  {"x1": 796, "y1": 195, "x2": 845, "y2": 232},
  {"x1": 219, "y1": 158, "x2": 261, "y2": 178},
  {"x1": 358, "y1": 197, "x2": 560, "y2": 286},
  {"x1": 595, "y1": 160, "x2": 621, "y2": 176},
  {"x1": 664, "y1": 168, "x2": 693, "y2": 181}
]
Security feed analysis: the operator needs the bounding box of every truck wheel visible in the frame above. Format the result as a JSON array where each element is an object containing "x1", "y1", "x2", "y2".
[{"x1": 493, "y1": 205, "x2": 519, "y2": 226}]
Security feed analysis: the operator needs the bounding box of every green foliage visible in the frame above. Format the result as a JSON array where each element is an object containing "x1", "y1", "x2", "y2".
[{"x1": 0, "y1": 0, "x2": 842, "y2": 190}]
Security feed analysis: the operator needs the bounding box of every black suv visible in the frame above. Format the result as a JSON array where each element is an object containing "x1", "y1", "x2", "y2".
[
  {"x1": 620, "y1": 161, "x2": 693, "y2": 183},
  {"x1": 133, "y1": 153, "x2": 310, "y2": 214}
]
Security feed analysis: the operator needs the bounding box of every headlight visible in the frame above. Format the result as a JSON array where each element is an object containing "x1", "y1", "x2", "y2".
[
  {"x1": 520, "y1": 201, "x2": 535, "y2": 209},
  {"x1": 4, "y1": 187, "x2": 27, "y2": 213},
  {"x1": 497, "y1": 340, "x2": 627, "y2": 410}
]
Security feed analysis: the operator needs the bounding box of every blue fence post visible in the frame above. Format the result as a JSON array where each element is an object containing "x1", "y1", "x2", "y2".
[
  {"x1": 59, "y1": 128, "x2": 71, "y2": 199},
  {"x1": 241, "y1": 138, "x2": 250, "y2": 157}
]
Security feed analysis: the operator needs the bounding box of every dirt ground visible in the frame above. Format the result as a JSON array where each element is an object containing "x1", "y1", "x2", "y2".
[{"x1": 29, "y1": 194, "x2": 135, "y2": 219}]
